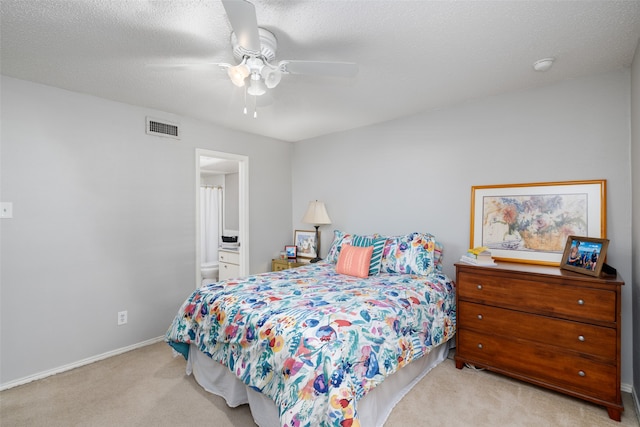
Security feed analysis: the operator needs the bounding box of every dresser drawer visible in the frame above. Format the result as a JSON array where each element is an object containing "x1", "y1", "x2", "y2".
[
  {"x1": 219, "y1": 250, "x2": 240, "y2": 265},
  {"x1": 271, "y1": 259, "x2": 305, "y2": 271},
  {"x1": 458, "y1": 301, "x2": 616, "y2": 360},
  {"x1": 457, "y1": 329, "x2": 617, "y2": 402},
  {"x1": 273, "y1": 262, "x2": 288, "y2": 271},
  {"x1": 457, "y1": 271, "x2": 616, "y2": 323}
]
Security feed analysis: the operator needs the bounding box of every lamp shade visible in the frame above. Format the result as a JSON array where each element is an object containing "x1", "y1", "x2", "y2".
[{"x1": 302, "y1": 201, "x2": 332, "y2": 225}]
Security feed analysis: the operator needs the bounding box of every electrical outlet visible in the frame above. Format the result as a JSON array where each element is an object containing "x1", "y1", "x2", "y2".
[
  {"x1": 1, "y1": 202, "x2": 13, "y2": 219},
  {"x1": 117, "y1": 310, "x2": 128, "y2": 325}
]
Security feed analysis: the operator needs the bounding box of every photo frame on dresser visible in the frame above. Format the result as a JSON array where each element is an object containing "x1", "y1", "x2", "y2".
[
  {"x1": 560, "y1": 236, "x2": 609, "y2": 277},
  {"x1": 470, "y1": 179, "x2": 606, "y2": 265}
]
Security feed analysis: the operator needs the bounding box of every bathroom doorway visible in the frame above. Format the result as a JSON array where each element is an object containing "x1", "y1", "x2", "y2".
[{"x1": 195, "y1": 149, "x2": 249, "y2": 288}]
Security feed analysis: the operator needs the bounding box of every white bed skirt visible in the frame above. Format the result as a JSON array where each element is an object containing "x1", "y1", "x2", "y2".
[{"x1": 186, "y1": 340, "x2": 452, "y2": 427}]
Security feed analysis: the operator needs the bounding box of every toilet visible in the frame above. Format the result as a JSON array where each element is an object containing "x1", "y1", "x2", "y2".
[{"x1": 201, "y1": 262, "x2": 219, "y2": 284}]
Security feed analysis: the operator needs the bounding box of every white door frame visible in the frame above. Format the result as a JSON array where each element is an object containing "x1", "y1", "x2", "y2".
[{"x1": 195, "y1": 148, "x2": 249, "y2": 287}]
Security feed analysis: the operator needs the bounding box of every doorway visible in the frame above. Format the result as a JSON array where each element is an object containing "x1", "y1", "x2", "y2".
[{"x1": 195, "y1": 149, "x2": 249, "y2": 288}]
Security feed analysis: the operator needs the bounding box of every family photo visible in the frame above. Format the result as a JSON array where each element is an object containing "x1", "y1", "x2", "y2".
[
  {"x1": 565, "y1": 239, "x2": 602, "y2": 271},
  {"x1": 560, "y1": 236, "x2": 609, "y2": 277}
]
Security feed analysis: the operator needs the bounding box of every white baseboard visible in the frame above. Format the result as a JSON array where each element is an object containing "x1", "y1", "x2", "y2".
[{"x1": 0, "y1": 336, "x2": 164, "y2": 391}]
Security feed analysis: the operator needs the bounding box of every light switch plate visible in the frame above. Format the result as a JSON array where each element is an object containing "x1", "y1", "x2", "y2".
[{"x1": 1, "y1": 202, "x2": 13, "y2": 219}]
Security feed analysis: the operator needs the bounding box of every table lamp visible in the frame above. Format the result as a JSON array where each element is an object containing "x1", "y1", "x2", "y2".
[{"x1": 301, "y1": 200, "x2": 332, "y2": 263}]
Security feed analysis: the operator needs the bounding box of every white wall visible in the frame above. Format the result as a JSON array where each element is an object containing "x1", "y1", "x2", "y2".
[
  {"x1": 0, "y1": 76, "x2": 293, "y2": 385},
  {"x1": 2, "y1": 66, "x2": 636, "y2": 398},
  {"x1": 293, "y1": 70, "x2": 634, "y2": 389}
]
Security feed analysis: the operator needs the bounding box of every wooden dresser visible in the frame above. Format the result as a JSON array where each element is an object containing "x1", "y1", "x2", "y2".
[{"x1": 454, "y1": 262, "x2": 624, "y2": 421}]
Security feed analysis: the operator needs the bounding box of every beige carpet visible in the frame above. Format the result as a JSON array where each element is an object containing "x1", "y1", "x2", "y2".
[{"x1": 1, "y1": 342, "x2": 638, "y2": 427}]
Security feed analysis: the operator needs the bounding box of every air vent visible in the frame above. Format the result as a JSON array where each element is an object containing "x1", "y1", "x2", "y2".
[{"x1": 146, "y1": 117, "x2": 180, "y2": 139}]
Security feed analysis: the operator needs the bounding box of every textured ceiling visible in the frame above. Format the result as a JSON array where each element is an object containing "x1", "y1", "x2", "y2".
[{"x1": 1, "y1": 0, "x2": 639, "y2": 142}]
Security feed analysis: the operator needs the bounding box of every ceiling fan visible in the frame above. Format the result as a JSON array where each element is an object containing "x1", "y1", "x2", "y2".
[{"x1": 218, "y1": 0, "x2": 358, "y2": 116}]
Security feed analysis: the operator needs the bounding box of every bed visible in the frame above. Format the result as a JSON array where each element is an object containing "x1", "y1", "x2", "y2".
[{"x1": 166, "y1": 231, "x2": 456, "y2": 427}]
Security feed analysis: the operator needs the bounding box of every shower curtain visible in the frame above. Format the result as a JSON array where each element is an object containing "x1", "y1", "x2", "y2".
[{"x1": 200, "y1": 186, "x2": 222, "y2": 265}]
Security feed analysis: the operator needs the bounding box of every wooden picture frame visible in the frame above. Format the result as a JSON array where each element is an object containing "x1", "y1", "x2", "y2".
[
  {"x1": 294, "y1": 229, "x2": 317, "y2": 259},
  {"x1": 560, "y1": 235, "x2": 609, "y2": 277},
  {"x1": 470, "y1": 180, "x2": 606, "y2": 265},
  {"x1": 285, "y1": 245, "x2": 297, "y2": 259}
]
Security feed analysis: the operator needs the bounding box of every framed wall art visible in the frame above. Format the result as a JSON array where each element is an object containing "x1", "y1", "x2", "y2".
[
  {"x1": 294, "y1": 229, "x2": 317, "y2": 259},
  {"x1": 470, "y1": 180, "x2": 606, "y2": 265},
  {"x1": 560, "y1": 236, "x2": 609, "y2": 277}
]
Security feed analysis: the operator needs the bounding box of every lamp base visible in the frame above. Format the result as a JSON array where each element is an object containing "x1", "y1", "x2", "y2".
[{"x1": 309, "y1": 257, "x2": 322, "y2": 263}]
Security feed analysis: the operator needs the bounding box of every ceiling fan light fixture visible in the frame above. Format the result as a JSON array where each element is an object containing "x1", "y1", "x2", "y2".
[
  {"x1": 228, "y1": 61, "x2": 250, "y2": 87},
  {"x1": 261, "y1": 66, "x2": 282, "y2": 89},
  {"x1": 221, "y1": 0, "x2": 359, "y2": 118},
  {"x1": 247, "y1": 73, "x2": 266, "y2": 96}
]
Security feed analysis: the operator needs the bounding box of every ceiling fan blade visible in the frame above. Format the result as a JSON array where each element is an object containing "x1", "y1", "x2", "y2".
[
  {"x1": 221, "y1": 0, "x2": 261, "y2": 54},
  {"x1": 279, "y1": 60, "x2": 359, "y2": 77},
  {"x1": 145, "y1": 62, "x2": 232, "y2": 70}
]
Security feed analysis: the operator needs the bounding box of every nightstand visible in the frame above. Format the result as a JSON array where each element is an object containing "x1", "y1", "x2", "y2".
[{"x1": 271, "y1": 258, "x2": 305, "y2": 271}]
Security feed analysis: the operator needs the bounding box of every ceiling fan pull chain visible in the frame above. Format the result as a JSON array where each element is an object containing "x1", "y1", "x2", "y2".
[
  {"x1": 243, "y1": 85, "x2": 248, "y2": 115},
  {"x1": 253, "y1": 95, "x2": 258, "y2": 119}
]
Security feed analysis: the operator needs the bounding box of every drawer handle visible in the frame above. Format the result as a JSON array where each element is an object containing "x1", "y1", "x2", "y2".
[
  {"x1": 577, "y1": 299, "x2": 585, "y2": 305},
  {"x1": 477, "y1": 314, "x2": 483, "y2": 320},
  {"x1": 578, "y1": 335, "x2": 585, "y2": 342},
  {"x1": 477, "y1": 343, "x2": 483, "y2": 349},
  {"x1": 476, "y1": 284, "x2": 483, "y2": 290},
  {"x1": 578, "y1": 370, "x2": 586, "y2": 377}
]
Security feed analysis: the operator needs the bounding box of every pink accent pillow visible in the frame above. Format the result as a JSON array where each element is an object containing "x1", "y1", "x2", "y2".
[{"x1": 336, "y1": 244, "x2": 373, "y2": 278}]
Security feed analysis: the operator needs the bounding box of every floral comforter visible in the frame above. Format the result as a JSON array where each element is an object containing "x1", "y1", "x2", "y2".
[{"x1": 165, "y1": 262, "x2": 456, "y2": 427}]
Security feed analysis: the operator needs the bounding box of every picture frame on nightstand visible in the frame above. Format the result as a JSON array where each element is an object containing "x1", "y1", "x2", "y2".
[
  {"x1": 294, "y1": 229, "x2": 317, "y2": 259},
  {"x1": 285, "y1": 245, "x2": 297, "y2": 259},
  {"x1": 560, "y1": 235, "x2": 609, "y2": 277}
]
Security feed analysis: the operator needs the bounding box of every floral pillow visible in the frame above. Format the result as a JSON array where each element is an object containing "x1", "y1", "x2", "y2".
[
  {"x1": 433, "y1": 240, "x2": 444, "y2": 270},
  {"x1": 380, "y1": 232, "x2": 437, "y2": 275},
  {"x1": 325, "y1": 230, "x2": 353, "y2": 264}
]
